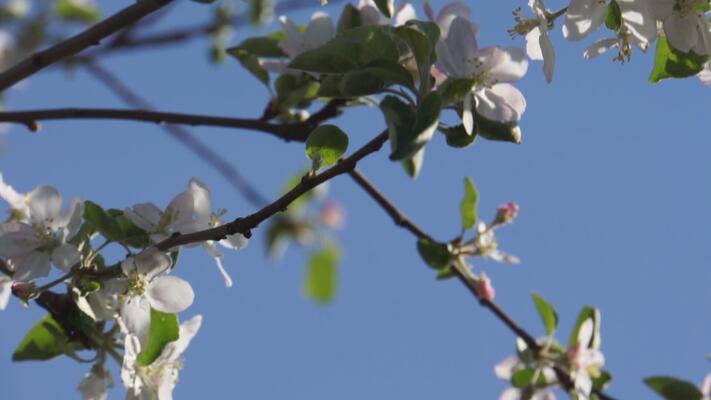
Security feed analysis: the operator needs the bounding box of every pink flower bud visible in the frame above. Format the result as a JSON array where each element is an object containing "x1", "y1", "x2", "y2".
[
  {"x1": 494, "y1": 202, "x2": 519, "y2": 225},
  {"x1": 320, "y1": 201, "x2": 345, "y2": 230},
  {"x1": 11, "y1": 281, "x2": 35, "y2": 301},
  {"x1": 477, "y1": 273, "x2": 495, "y2": 301}
]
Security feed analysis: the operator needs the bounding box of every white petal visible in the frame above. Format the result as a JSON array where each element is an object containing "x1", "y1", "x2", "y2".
[
  {"x1": 462, "y1": 93, "x2": 474, "y2": 135},
  {"x1": 134, "y1": 248, "x2": 172, "y2": 280},
  {"x1": 0, "y1": 172, "x2": 29, "y2": 218},
  {"x1": 147, "y1": 275, "x2": 194, "y2": 313},
  {"x1": 525, "y1": 28, "x2": 544, "y2": 60},
  {"x1": 619, "y1": 0, "x2": 657, "y2": 47},
  {"x1": 698, "y1": 62, "x2": 711, "y2": 85},
  {"x1": 475, "y1": 83, "x2": 526, "y2": 123},
  {"x1": 61, "y1": 198, "x2": 84, "y2": 241},
  {"x1": 436, "y1": 2, "x2": 471, "y2": 23},
  {"x1": 304, "y1": 11, "x2": 335, "y2": 47},
  {"x1": 28, "y1": 185, "x2": 62, "y2": 226},
  {"x1": 499, "y1": 388, "x2": 522, "y2": 400},
  {"x1": 166, "y1": 191, "x2": 194, "y2": 233},
  {"x1": 393, "y1": 2, "x2": 417, "y2": 26},
  {"x1": 219, "y1": 233, "x2": 248, "y2": 250},
  {"x1": 155, "y1": 315, "x2": 203, "y2": 363},
  {"x1": 0, "y1": 275, "x2": 12, "y2": 310},
  {"x1": 121, "y1": 334, "x2": 141, "y2": 389},
  {"x1": 279, "y1": 16, "x2": 305, "y2": 57},
  {"x1": 188, "y1": 178, "x2": 212, "y2": 223},
  {"x1": 539, "y1": 31, "x2": 555, "y2": 83},
  {"x1": 577, "y1": 318, "x2": 594, "y2": 346},
  {"x1": 494, "y1": 356, "x2": 520, "y2": 379},
  {"x1": 0, "y1": 222, "x2": 38, "y2": 257},
  {"x1": 484, "y1": 47, "x2": 529, "y2": 82},
  {"x1": 664, "y1": 13, "x2": 697, "y2": 53},
  {"x1": 120, "y1": 296, "x2": 152, "y2": 340},
  {"x1": 51, "y1": 243, "x2": 81, "y2": 271},
  {"x1": 11, "y1": 250, "x2": 51, "y2": 281},
  {"x1": 583, "y1": 38, "x2": 620, "y2": 59},
  {"x1": 125, "y1": 203, "x2": 162, "y2": 233},
  {"x1": 446, "y1": 17, "x2": 480, "y2": 70},
  {"x1": 562, "y1": 0, "x2": 608, "y2": 41}
]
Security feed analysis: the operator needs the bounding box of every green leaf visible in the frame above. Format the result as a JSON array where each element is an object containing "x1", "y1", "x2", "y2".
[
  {"x1": 644, "y1": 376, "x2": 703, "y2": 400},
  {"x1": 229, "y1": 35, "x2": 286, "y2": 58},
  {"x1": 249, "y1": 0, "x2": 275, "y2": 25},
  {"x1": 441, "y1": 124, "x2": 476, "y2": 148},
  {"x1": 435, "y1": 266, "x2": 456, "y2": 280},
  {"x1": 416, "y1": 239, "x2": 450, "y2": 269},
  {"x1": 568, "y1": 306, "x2": 601, "y2": 348},
  {"x1": 274, "y1": 73, "x2": 320, "y2": 109},
  {"x1": 459, "y1": 177, "x2": 478, "y2": 231},
  {"x1": 592, "y1": 370, "x2": 613, "y2": 390},
  {"x1": 605, "y1": 1, "x2": 622, "y2": 30},
  {"x1": 84, "y1": 201, "x2": 122, "y2": 242},
  {"x1": 227, "y1": 47, "x2": 270, "y2": 86},
  {"x1": 337, "y1": 4, "x2": 362, "y2": 32},
  {"x1": 289, "y1": 26, "x2": 399, "y2": 74},
  {"x1": 476, "y1": 112, "x2": 522, "y2": 144},
  {"x1": 338, "y1": 70, "x2": 386, "y2": 96},
  {"x1": 511, "y1": 368, "x2": 549, "y2": 388},
  {"x1": 136, "y1": 309, "x2": 180, "y2": 366},
  {"x1": 402, "y1": 147, "x2": 425, "y2": 178},
  {"x1": 55, "y1": 0, "x2": 100, "y2": 23},
  {"x1": 531, "y1": 293, "x2": 558, "y2": 335},
  {"x1": 393, "y1": 23, "x2": 439, "y2": 93},
  {"x1": 374, "y1": 0, "x2": 393, "y2": 18},
  {"x1": 305, "y1": 245, "x2": 340, "y2": 304},
  {"x1": 383, "y1": 91, "x2": 442, "y2": 161},
  {"x1": 649, "y1": 35, "x2": 709, "y2": 83},
  {"x1": 306, "y1": 125, "x2": 349, "y2": 168},
  {"x1": 12, "y1": 315, "x2": 68, "y2": 361}
]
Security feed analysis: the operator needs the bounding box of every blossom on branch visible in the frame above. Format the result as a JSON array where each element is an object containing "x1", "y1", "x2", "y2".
[
  {"x1": 651, "y1": 0, "x2": 711, "y2": 54},
  {"x1": 357, "y1": 0, "x2": 417, "y2": 26},
  {"x1": 510, "y1": 0, "x2": 556, "y2": 82}
]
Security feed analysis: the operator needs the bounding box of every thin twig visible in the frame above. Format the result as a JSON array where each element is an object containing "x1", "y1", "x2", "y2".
[
  {"x1": 0, "y1": 0, "x2": 174, "y2": 92},
  {"x1": 83, "y1": 61, "x2": 270, "y2": 208},
  {"x1": 153, "y1": 130, "x2": 389, "y2": 251}
]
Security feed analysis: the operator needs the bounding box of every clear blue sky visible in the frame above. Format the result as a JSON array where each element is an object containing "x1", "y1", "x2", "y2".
[{"x1": 1, "y1": 0, "x2": 711, "y2": 398}]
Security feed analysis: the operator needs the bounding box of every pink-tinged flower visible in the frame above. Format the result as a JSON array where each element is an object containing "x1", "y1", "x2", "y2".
[
  {"x1": 320, "y1": 201, "x2": 345, "y2": 229},
  {"x1": 567, "y1": 318, "x2": 605, "y2": 399},
  {"x1": 494, "y1": 202, "x2": 520, "y2": 225},
  {"x1": 424, "y1": 2, "x2": 472, "y2": 36},
  {"x1": 473, "y1": 222, "x2": 520, "y2": 264},
  {"x1": 495, "y1": 339, "x2": 558, "y2": 400},
  {"x1": 476, "y1": 272, "x2": 495, "y2": 301},
  {"x1": 435, "y1": 16, "x2": 528, "y2": 134},
  {"x1": 358, "y1": 0, "x2": 417, "y2": 26}
]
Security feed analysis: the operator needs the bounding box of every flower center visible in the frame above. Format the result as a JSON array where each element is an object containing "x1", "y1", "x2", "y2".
[{"x1": 126, "y1": 272, "x2": 147, "y2": 296}]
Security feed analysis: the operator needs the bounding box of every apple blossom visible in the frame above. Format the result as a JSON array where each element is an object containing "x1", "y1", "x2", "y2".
[
  {"x1": 562, "y1": 0, "x2": 608, "y2": 41},
  {"x1": 357, "y1": 0, "x2": 417, "y2": 26},
  {"x1": 495, "y1": 341, "x2": 558, "y2": 400},
  {"x1": 567, "y1": 318, "x2": 605, "y2": 399},
  {"x1": 124, "y1": 191, "x2": 194, "y2": 244},
  {"x1": 698, "y1": 61, "x2": 711, "y2": 84},
  {"x1": 119, "y1": 248, "x2": 194, "y2": 341},
  {"x1": 583, "y1": 0, "x2": 657, "y2": 61},
  {"x1": 701, "y1": 372, "x2": 711, "y2": 399},
  {"x1": 425, "y1": 2, "x2": 473, "y2": 35},
  {"x1": 510, "y1": 0, "x2": 556, "y2": 82},
  {"x1": 435, "y1": 16, "x2": 528, "y2": 134},
  {"x1": 651, "y1": 0, "x2": 711, "y2": 54},
  {"x1": 472, "y1": 222, "x2": 520, "y2": 264},
  {"x1": 122, "y1": 315, "x2": 202, "y2": 400},
  {"x1": 78, "y1": 364, "x2": 114, "y2": 400},
  {"x1": 493, "y1": 202, "x2": 520, "y2": 226},
  {"x1": 0, "y1": 185, "x2": 83, "y2": 281},
  {"x1": 279, "y1": 11, "x2": 335, "y2": 59},
  {"x1": 0, "y1": 172, "x2": 29, "y2": 221}
]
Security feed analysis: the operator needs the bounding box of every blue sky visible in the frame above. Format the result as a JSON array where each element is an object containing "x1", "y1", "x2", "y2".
[{"x1": 1, "y1": 0, "x2": 711, "y2": 398}]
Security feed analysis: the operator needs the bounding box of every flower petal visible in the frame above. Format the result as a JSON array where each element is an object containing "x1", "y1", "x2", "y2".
[
  {"x1": 11, "y1": 251, "x2": 51, "y2": 281},
  {"x1": 188, "y1": 178, "x2": 212, "y2": 222},
  {"x1": 583, "y1": 38, "x2": 620, "y2": 59},
  {"x1": 563, "y1": 0, "x2": 608, "y2": 41},
  {"x1": 125, "y1": 203, "x2": 162, "y2": 233},
  {"x1": 539, "y1": 31, "x2": 555, "y2": 83},
  {"x1": 28, "y1": 185, "x2": 62, "y2": 226},
  {"x1": 147, "y1": 275, "x2": 194, "y2": 313},
  {"x1": 0, "y1": 275, "x2": 12, "y2": 310},
  {"x1": 51, "y1": 243, "x2": 80, "y2": 271},
  {"x1": 120, "y1": 296, "x2": 151, "y2": 340},
  {"x1": 155, "y1": 315, "x2": 203, "y2": 363}
]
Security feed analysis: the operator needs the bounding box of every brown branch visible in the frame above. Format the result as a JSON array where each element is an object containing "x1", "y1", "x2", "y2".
[
  {"x1": 83, "y1": 61, "x2": 270, "y2": 208},
  {"x1": 0, "y1": 0, "x2": 174, "y2": 92},
  {"x1": 346, "y1": 168, "x2": 616, "y2": 400},
  {"x1": 0, "y1": 107, "x2": 306, "y2": 142},
  {"x1": 154, "y1": 130, "x2": 389, "y2": 251}
]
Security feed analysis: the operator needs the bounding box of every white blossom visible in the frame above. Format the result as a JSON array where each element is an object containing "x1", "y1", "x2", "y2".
[
  {"x1": 435, "y1": 16, "x2": 528, "y2": 134},
  {"x1": 567, "y1": 318, "x2": 605, "y2": 399},
  {"x1": 0, "y1": 185, "x2": 83, "y2": 281},
  {"x1": 584, "y1": 0, "x2": 658, "y2": 61},
  {"x1": 651, "y1": 0, "x2": 711, "y2": 54},
  {"x1": 122, "y1": 315, "x2": 202, "y2": 400},
  {"x1": 512, "y1": 0, "x2": 556, "y2": 82},
  {"x1": 279, "y1": 11, "x2": 335, "y2": 59},
  {"x1": 119, "y1": 249, "x2": 194, "y2": 341},
  {"x1": 78, "y1": 364, "x2": 114, "y2": 400},
  {"x1": 357, "y1": 0, "x2": 417, "y2": 26},
  {"x1": 563, "y1": 0, "x2": 608, "y2": 41},
  {"x1": 0, "y1": 274, "x2": 11, "y2": 310}
]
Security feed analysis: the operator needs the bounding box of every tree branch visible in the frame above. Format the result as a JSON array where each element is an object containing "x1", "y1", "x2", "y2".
[
  {"x1": 83, "y1": 61, "x2": 270, "y2": 208},
  {"x1": 346, "y1": 168, "x2": 616, "y2": 400},
  {"x1": 0, "y1": 0, "x2": 174, "y2": 92},
  {"x1": 154, "y1": 130, "x2": 389, "y2": 251}
]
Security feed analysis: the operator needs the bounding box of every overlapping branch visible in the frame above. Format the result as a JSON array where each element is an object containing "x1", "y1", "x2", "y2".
[{"x1": 0, "y1": 0, "x2": 174, "y2": 92}]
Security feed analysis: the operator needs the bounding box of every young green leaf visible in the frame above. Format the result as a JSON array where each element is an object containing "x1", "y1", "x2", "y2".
[
  {"x1": 531, "y1": 293, "x2": 559, "y2": 335},
  {"x1": 305, "y1": 125, "x2": 349, "y2": 168},
  {"x1": 55, "y1": 0, "x2": 100, "y2": 23},
  {"x1": 84, "y1": 201, "x2": 122, "y2": 242},
  {"x1": 374, "y1": 0, "x2": 394, "y2": 18},
  {"x1": 304, "y1": 245, "x2": 340, "y2": 304},
  {"x1": 13, "y1": 314, "x2": 68, "y2": 361},
  {"x1": 476, "y1": 112, "x2": 522, "y2": 144},
  {"x1": 416, "y1": 239, "x2": 450, "y2": 269},
  {"x1": 384, "y1": 92, "x2": 442, "y2": 161},
  {"x1": 401, "y1": 147, "x2": 425, "y2": 178},
  {"x1": 568, "y1": 306, "x2": 601, "y2": 348},
  {"x1": 337, "y1": 4, "x2": 362, "y2": 32},
  {"x1": 644, "y1": 376, "x2": 703, "y2": 400},
  {"x1": 227, "y1": 48, "x2": 270, "y2": 86},
  {"x1": 649, "y1": 35, "x2": 709, "y2": 83},
  {"x1": 441, "y1": 124, "x2": 476, "y2": 148},
  {"x1": 604, "y1": 1, "x2": 621, "y2": 30},
  {"x1": 459, "y1": 177, "x2": 478, "y2": 231},
  {"x1": 136, "y1": 309, "x2": 180, "y2": 366}
]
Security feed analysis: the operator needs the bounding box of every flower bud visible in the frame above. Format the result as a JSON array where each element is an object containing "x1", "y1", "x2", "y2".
[
  {"x1": 320, "y1": 201, "x2": 345, "y2": 229},
  {"x1": 11, "y1": 281, "x2": 36, "y2": 301},
  {"x1": 493, "y1": 202, "x2": 519, "y2": 226},
  {"x1": 476, "y1": 273, "x2": 495, "y2": 301}
]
